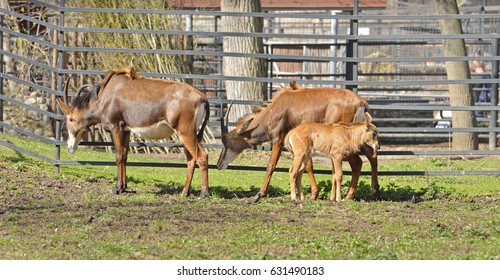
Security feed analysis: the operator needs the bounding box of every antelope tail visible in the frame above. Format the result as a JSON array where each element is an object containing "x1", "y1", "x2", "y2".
[
  {"x1": 353, "y1": 101, "x2": 370, "y2": 122},
  {"x1": 197, "y1": 99, "x2": 210, "y2": 142}
]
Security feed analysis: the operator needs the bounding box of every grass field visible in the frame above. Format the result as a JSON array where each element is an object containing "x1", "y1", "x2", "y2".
[{"x1": 0, "y1": 133, "x2": 499, "y2": 259}]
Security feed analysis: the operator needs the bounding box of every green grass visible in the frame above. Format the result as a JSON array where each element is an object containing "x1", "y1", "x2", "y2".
[
  {"x1": 1, "y1": 133, "x2": 499, "y2": 199},
  {"x1": 0, "y1": 133, "x2": 499, "y2": 260}
]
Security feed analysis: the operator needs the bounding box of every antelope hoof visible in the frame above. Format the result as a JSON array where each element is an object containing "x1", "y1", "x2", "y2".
[
  {"x1": 198, "y1": 188, "x2": 209, "y2": 199},
  {"x1": 112, "y1": 188, "x2": 121, "y2": 195},
  {"x1": 373, "y1": 187, "x2": 381, "y2": 201},
  {"x1": 253, "y1": 193, "x2": 262, "y2": 203}
]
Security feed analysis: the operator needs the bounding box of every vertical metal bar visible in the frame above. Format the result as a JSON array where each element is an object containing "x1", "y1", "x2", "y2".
[
  {"x1": 302, "y1": 45, "x2": 307, "y2": 80},
  {"x1": 0, "y1": 14, "x2": 4, "y2": 133},
  {"x1": 330, "y1": 10, "x2": 338, "y2": 84},
  {"x1": 215, "y1": 16, "x2": 223, "y2": 99},
  {"x1": 54, "y1": 0, "x2": 65, "y2": 173},
  {"x1": 268, "y1": 44, "x2": 273, "y2": 100},
  {"x1": 489, "y1": 38, "x2": 499, "y2": 150},
  {"x1": 396, "y1": 26, "x2": 401, "y2": 84},
  {"x1": 265, "y1": 11, "x2": 272, "y2": 100},
  {"x1": 346, "y1": 0, "x2": 358, "y2": 93}
]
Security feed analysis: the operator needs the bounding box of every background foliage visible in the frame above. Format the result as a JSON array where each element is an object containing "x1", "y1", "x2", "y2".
[{"x1": 68, "y1": 0, "x2": 192, "y2": 80}]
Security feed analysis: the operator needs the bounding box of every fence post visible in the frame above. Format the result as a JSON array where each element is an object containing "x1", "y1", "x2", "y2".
[
  {"x1": 0, "y1": 14, "x2": 4, "y2": 133},
  {"x1": 215, "y1": 16, "x2": 224, "y2": 99},
  {"x1": 267, "y1": 44, "x2": 273, "y2": 100},
  {"x1": 330, "y1": 10, "x2": 338, "y2": 84},
  {"x1": 346, "y1": 0, "x2": 358, "y2": 93},
  {"x1": 54, "y1": 0, "x2": 65, "y2": 173},
  {"x1": 489, "y1": 38, "x2": 499, "y2": 150}
]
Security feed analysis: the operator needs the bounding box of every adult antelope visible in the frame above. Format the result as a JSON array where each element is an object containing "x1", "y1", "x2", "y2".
[
  {"x1": 285, "y1": 113, "x2": 380, "y2": 201},
  {"x1": 57, "y1": 67, "x2": 210, "y2": 197},
  {"x1": 217, "y1": 82, "x2": 380, "y2": 202}
]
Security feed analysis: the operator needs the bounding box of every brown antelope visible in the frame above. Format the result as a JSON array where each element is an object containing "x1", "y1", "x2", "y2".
[
  {"x1": 57, "y1": 67, "x2": 210, "y2": 197},
  {"x1": 285, "y1": 113, "x2": 380, "y2": 202},
  {"x1": 217, "y1": 82, "x2": 380, "y2": 202}
]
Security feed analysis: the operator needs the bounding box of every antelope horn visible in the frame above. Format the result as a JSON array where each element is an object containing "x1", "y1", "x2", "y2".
[
  {"x1": 75, "y1": 84, "x2": 93, "y2": 99},
  {"x1": 220, "y1": 100, "x2": 234, "y2": 134},
  {"x1": 224, "y1": 100, "x2": 234, "y2": 120},
  {"x1": 224, "y1": 100, "x2": 234, "y2": 133},
  {"x1": 63, "y1": 76, "x2": 71, "y2": 105},
  {"x1": 220, "y1": 101, "x2": 226, "y2": 134}
]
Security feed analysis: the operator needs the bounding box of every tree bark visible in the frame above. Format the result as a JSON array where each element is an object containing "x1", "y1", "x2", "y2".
[
  {"x1": 434, "y1": 0, "x2": 478, "y2": 150},
  {"x1": 221, "y1": 0, "x2": 266, "y2": 125},
  {"x1": 0, "y1": 1, "x2": 15, "y2": 92}
]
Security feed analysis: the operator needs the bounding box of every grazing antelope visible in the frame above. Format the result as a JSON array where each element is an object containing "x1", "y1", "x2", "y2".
[
  {"x1": 218, "y1": 82, "x2": 380, "y2": 202},
  {"x1": 285, "y1": 113, "x2": 380, "y2": 202},
  {"x1": 57, "y1": 67, "x2": 210, "y2": 197}
]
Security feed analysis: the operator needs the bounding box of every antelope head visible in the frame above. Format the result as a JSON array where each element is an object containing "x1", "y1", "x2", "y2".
[
  {"x1": 363, "y1": 112, "x2": 380, "y2": 157},
  {"x1": 56, "y1": 77, "x2": 97, "y2": 154},
  {"x1": 217, "y1": 102, "x2": 254, "y2": 170}
]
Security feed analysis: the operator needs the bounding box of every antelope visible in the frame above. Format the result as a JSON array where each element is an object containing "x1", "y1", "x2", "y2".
[
  {"x1": 56, "y1": 67, "x2": 210, "y2": 197},
  {"x1": 285, "y1": 113, "x2": 380, "y2": 202},
  {"x1": 217, "y1": 82, "x2": 380, "y2": 202}
]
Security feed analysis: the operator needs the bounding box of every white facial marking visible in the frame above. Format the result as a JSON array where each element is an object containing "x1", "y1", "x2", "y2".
[
  {"x1": 218, "y1": 149, "x2": 238, "y2": 170},
  {"x1": 67, "y1": 131, "x2": 83, "y2": 154}
]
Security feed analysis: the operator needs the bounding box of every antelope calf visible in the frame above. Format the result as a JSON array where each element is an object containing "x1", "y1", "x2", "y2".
[{"x1": 285, "y1": 113, "x2": 380, "y2": 202}]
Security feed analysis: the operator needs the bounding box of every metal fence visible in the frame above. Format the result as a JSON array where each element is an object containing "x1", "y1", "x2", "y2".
[{"x1": 1, "y1": 0, "x2": 500, "y2": 177}]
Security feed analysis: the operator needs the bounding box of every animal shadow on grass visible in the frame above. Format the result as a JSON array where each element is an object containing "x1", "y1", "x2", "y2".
[
  {"x1": 208, "y1": 185, "x2": 263, "y2": 199},
  {"x1": 317, "y1": 180, "x2": 427, "y2": 202},
  {"x1": 154, "y1": 182, "x2": 283, "y2": 200},
  {"x1": 153, "y1": 181, "x2": 185, "y2": 196},
  {"x1": 5, "y1": 148, "x2": 30, "y2": 166}
]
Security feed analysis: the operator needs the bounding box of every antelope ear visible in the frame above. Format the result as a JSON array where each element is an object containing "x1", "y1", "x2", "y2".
[
  {"x1": 364, "y1": 112, "x2": 373, "y2": 126},
  {"x1": 289, "y1": 81, "x2": 299, "y2": 90},
  {"x1": 237, "y1": 117, "x2": 255, "y2": 133},
  {"x1": 56, "y1": 98, "x2": 72, "y2": 115}
]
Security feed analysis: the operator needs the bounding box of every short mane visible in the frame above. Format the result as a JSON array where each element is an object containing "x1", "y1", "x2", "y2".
[
  {"x1": 70, "y1": 67, "x2": 141, "y2": 109},
  {"x1": 235, "y1": 81, "x2": 303, "y2": 129},
  {"x1": 251, "y1": 82, "x2": 300, "y2": 114},
  {"x1": 71, "y1": 87, "x2": 96, "y2": 109}
]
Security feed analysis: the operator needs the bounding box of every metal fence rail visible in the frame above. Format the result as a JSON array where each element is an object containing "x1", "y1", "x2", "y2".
[{"x1": 1, "y1": 0, "x2": 500, "y2": 178}]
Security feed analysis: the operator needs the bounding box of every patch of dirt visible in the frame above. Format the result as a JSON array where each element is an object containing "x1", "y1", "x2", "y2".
[{"x1": 0, "y1": 163, "x2": 110, "y2": 214}]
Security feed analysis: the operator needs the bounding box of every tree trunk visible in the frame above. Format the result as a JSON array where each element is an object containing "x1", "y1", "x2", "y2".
[
  {"x1": 0, "y1": 1, "x2": 15, "y2": 93},
  {"x1": 221, "y1": 0, "x2": 266, "y2": 125},
  {"x1": 434, "y1": 0, "x2": 478, "y2": 150}
]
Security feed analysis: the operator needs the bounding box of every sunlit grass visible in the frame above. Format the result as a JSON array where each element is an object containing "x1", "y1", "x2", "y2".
[{"x1": 1, "y1": 133, "x2": 499, "y2": 199}]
